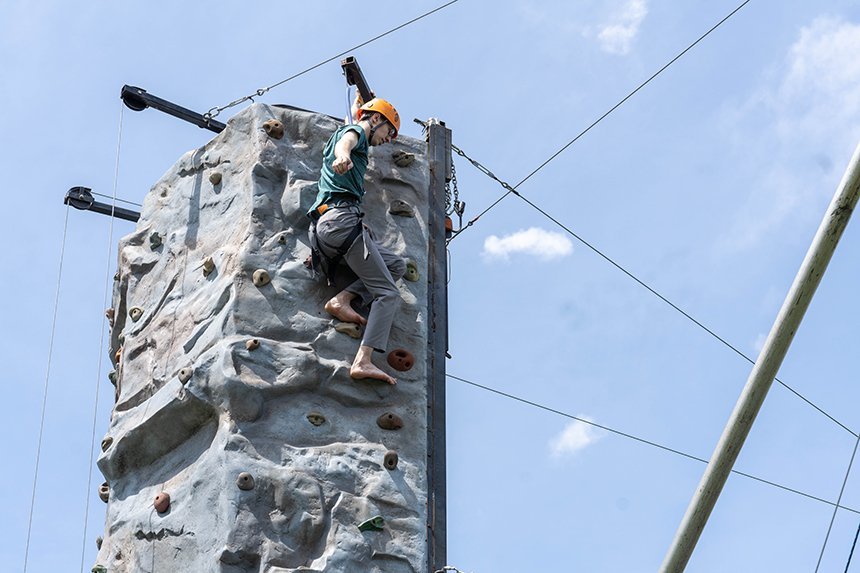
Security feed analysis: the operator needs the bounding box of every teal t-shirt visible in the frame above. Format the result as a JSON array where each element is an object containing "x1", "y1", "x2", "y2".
[{"x1": 309, "y1": 124, "x2": 368, "y2": 215}]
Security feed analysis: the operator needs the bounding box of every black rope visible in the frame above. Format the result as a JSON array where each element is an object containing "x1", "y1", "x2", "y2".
[
  {"x1": 844, "y1": 519, "x2": 860, "y2": 572},
  {"x1": 512, "y1": 0, "x2": 752, "y2": 191},
  {"x1": 511, "y1": 191, "x2": 857, "y2": 437},
  {"x1": 450, "y1": 0, "x2": 753, "y2": 242},
  {"x1": 816, "y1": 436, "x2": 860, "y2": 572},
  {"x1": 447, "y1": 373, "x2": 860, "y2": 515},
  {"x1": 206, "y1": 0, "x2": 460, "y2": 119}
]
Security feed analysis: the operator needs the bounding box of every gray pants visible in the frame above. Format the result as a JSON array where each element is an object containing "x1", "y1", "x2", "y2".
[{"x1": 312, "y1": 206, "x2": 406, "y2": 352}]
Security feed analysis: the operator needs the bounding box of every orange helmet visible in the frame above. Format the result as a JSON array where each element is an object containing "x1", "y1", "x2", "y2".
[{"x1": 358, "y1": 98, "x2": 400, "y2": 138}]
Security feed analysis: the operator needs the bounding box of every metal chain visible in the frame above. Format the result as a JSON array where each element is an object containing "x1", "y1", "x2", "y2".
[
  {"x1": 445, "y1": 160, "x2": 461, "y2": 216},
  {"x1": 447, "y1": 144, "x2": 519, "y2": 241},
  {"x1": 452, "y1": 144, "x2": 518, "y2": 195}
]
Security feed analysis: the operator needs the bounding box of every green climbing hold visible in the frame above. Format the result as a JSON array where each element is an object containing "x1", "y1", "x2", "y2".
[
  {"x1": 108, "y1": 371, "x2": 117, "y2": 386},
  {"x1": 149, "y1": 232, "x2": 162, "y2": 249},
  {"x1": 92, "y1": 566, "x2": 108, "y2": 573},
  {"x1": 129, "y1": 306, "x2": 143, "y2": 322},
  {"x1": 357, "y1": 515, "x2": 385, "y2": 532},
  {"x1": 404, "y1": 261, "x2": 419, "y2": 282}
]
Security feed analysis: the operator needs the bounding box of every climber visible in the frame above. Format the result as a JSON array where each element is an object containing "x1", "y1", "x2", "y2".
[{"x1": 308, "y1": 97, "x2": 406, "y2": 385}]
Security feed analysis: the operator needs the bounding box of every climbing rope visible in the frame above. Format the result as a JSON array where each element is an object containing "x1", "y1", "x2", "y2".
[
  {"x1": 90, "y1": 191, "x2": 141, "y2": 208},
  {"x1": 203, "y1": 0, "x2": 459, "y2": 122},
  {"x1": 78, "y1": 102, "x2": 125, "y2": 573},
  {"x1": 24, "y1": 205, "x2": 71, "y2": 572},
  {"x1": 815, "y1": 435, "x2": 860, "y2": 572},
  {"x1": 447, "y1": 373, "x2": 860, "y2": 515}
]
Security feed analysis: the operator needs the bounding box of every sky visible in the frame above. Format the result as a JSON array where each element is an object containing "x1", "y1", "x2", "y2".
[{"x1": 2, "y1": 1, "x2": 860, "y2": 571}]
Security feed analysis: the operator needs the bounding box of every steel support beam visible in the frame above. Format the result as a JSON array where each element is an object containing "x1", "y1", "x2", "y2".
[
  {"x1": 121, "y1": 85, "x2": 226, "y2": 133},
  {"x1": 427, "y1": 119, "x2": 451, "y2": 573},
  {"x1": 64, "y1": 186, "x2": 140, "y2": 222}
]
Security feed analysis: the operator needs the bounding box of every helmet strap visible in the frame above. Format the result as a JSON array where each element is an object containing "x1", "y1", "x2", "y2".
[{"x1": 367, "y1": 114, "x2": 389, "y2": 142}]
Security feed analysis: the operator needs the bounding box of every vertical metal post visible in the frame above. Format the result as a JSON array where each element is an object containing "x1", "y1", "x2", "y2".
[
  {"x1": 427, "y1": 119, "x2": 451, "y2": 573},
  {"x1": 660, "y1": 140, "x2": 860, "y2": 572}
]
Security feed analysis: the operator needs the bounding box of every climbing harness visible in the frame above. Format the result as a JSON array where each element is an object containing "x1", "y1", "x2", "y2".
[
  {"x1": 308, "y1": 203, "x2": 365, "y2": 286},
  {"x1": 79, "y1": 101, "x2": 125, "y2": 573}
]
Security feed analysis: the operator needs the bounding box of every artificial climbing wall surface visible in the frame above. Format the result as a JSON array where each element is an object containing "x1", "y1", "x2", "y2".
[{"x1": 95, "y1": 104, "x2": 430, "y2": 573}]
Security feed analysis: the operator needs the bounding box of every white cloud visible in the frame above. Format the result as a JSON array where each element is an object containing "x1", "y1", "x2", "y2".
[
  {"x1": 753, "y1": 332, "x2": 768, "y2": 354},
  {"x1": 596, "y1": 0, "x2": 648, "y2": 55},
  {"x1": 720, "y1": 16, "x2": 860, "y2": 252},
  {"x1": 482, "y1": 227, "x2": 573, "y2": 261},
  {"x1": 549, "y1": 419, "x2": 603, "y2": 458}
]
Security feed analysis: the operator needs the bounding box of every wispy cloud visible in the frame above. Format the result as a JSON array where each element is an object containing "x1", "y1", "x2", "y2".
[
  {"x1": 596, "y1": 0, "x2": 648, "y2": 55},
  {"x1": 482, "y1": 227, "x2": 573, "y2": 261},
  {"x1": 549, "y1": 419, "x2": 603, "y2": 458},
  {"x1": 720, "y1": 16, "x2": 860, "y2": 251}
]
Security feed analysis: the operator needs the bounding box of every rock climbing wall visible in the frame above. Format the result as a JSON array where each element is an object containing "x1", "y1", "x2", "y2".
[{"x1": 94, "y1": 103, "x2": 431, "y2": 573}]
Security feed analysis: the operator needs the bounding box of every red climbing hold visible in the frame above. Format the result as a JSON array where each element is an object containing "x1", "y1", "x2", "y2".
[
  {"x1": 154, "y1": 492, "x2": 171, "y2": 513},
  {"x1": 387, "y1": 349, "x2": 414, "y2": 372}
]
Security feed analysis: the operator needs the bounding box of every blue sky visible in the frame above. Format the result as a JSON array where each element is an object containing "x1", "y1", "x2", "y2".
[{"x1": 3, "y1": 1, "x2": 860, "y2": 571}]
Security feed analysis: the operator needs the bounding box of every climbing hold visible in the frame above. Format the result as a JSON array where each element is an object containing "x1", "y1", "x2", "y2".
[
  {"x1": 445, "y1": 216, "x2": 453, "y2": 237},
  {"x1": 377, "y1": 412, "x2": 403, "y2": 431},
  {"x1": 101, "y1": 436, "x2": 113, "y2": 452},
  {"x1": 108, "y1": 370, "x2": 117, "y2": 386},
  {"x1": 388, "y1": 199, "x2": 415, "y2": 217},
  {"x1": 118, "y1": 333, "x2": 125, "y2": 345},
  {"x1": 245, "y1": 338, "x2": 260, "y2": 351},
  {"x1": 277, "y1": 233, "x2": 287, "y2": 245},
  {"x1": 114, "y1": 346, "x2": 123, "y2": 364},
  {"x1": 334, "y1": 322, "x2": 362, "y2": 339},
  {"x1": 113, "y1": 271, "x2": 119, "y2": 281},
  {"x1": 178, "y1": 368, "x2": 193, "y2": 384},
  {"x1": 252, "y1": 269, "x2": 270, "y2": 287},
  {"x1": 92, "y1": 565, "x2": 108, "y2": 573},
  {"x1": 149, "y1": 232, "x2": 162, "y2": 249},
  {"x1": 392, "y1": 150, "x2": 415, "y2": 167},
  {"x1": 357, "y1": 515, "x2": 386, "y2": 532},
  {"x1": 202, "y1": 256, "x2": 215, "y2": 277},
  {"x1": 154, "y1": 492, "x2": 170, "y2": 513},
  {"x1": 236, "y1": 472, "x2": 255, "y2": 491},
  {"x1": 105, "y1": 308, "x2": 115, "y2": 325},
  {"x1": 96, "y1": 536, "x2": 103, "y2": 550},
  {"x1": 307, "y1": 412, "x2": 326, "y2": 426},
  {"x1": 387, "y1": 349, "x2": 414, "y2": 372},
  {"x1": 98, "y1": 482, "x2": 110, "y2": 503},
  {"x1": 209, "y1": 172, "x2": 222, "y2": 185},
  {"x1": 384, "y1": 450, "x2": 399, "y2": 470},
  {"x1": 404, "y1": 260, "x2": 419, "y2": 282},
  {"x1": 262, "y1": 119, "x2": 285, "y2": 140},
  {"x1": 129, "y1": 307, "x2": 143, "y2": 322}
]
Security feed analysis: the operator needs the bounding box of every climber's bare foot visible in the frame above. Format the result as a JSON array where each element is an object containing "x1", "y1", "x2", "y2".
[
  {"x1": 350, "y1": 346, "x2": 396, "y2": 385},
  {"x1": 325, "y1": 291, "x2": 366, "y2": 325}
]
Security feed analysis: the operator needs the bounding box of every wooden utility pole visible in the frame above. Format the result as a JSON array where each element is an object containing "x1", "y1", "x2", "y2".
[{"x1": 660, "y1": 140, "x2": 860, "y2": 572}]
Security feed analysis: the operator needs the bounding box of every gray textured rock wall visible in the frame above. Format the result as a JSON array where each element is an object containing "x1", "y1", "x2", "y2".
[{"x1": 95, "y1": 103, "x2": 430, "y2": 573}]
